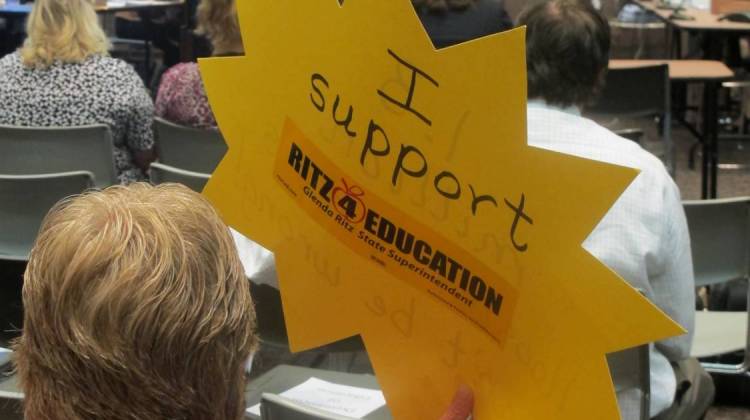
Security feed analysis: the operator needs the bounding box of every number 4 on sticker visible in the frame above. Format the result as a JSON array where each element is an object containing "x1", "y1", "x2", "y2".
[{"x1": 333, "y1": 179, "x2": 367, "y2": 223}]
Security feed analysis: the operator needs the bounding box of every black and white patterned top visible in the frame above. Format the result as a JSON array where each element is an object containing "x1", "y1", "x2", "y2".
[{"x1": 0, "y1": 52, "x2": 154, "y2": 183}]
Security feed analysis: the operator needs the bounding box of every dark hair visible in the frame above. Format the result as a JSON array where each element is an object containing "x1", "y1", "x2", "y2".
[
  {"x1": 412, "y1": 0, "x2": 476, "y2": 13},
  {"x1": 518, "y1": 0, "x2": 610, "y2": 108}
]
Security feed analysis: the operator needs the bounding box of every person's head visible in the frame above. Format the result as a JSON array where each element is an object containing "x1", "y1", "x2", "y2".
[
  {"x1": 412, "y1": 0, "x2": 476, "y2": 13},
  {"x1": 14, "y1": 183, "x2": 258, "y2": 420},
  {"x1": 196, "y1": 0, "x2": 244, "y2": 55},
  {"x1": 518, "y1": 0, "x2": 611, "y2": 108},
  {"x1": 20, "y1": 0, "x2": 110, "y2": 68}
]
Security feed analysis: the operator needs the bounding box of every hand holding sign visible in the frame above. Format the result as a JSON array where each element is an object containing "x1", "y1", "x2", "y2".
[{"x1": 199, "y1": 1, "x2": 684, "y2": 418}]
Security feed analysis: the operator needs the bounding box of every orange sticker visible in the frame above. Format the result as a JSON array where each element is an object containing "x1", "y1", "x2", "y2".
[{"x1": 275, "y1": 118, "x2": 517, "y2": 344}]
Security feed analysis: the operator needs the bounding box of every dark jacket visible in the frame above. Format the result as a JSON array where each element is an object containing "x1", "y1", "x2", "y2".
[{"x1": 415, "y1": 0, "x2": 514, "y2": 49}]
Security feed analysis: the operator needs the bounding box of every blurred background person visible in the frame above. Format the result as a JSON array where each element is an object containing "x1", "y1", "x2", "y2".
[
  {"x1": 413, "y1": 0, "x2": 513, "y2": 48},
  {"x1": 0, "y1": 0, "x2": 155, "y2": 184},
  {"x1": 155, "y1": 0, "x2": 242, "y2": 129}
]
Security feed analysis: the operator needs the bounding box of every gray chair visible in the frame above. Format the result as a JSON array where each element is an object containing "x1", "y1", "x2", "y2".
[
  {"x1": 585, "y1": 64, "x2": 673, "y2": 173},
  {"x1": 609, "y1": 19, "x2": 667, "y2": 60},
  {"x1": 0, "y1": 393, "x2": 22, "y2": 420},
  {"x1": 684, "y1": 197, "x2": 750, "y2": 376},
  {"x1": 250, "y1": 283, "x2": 366, "y2": 372},
  {"x1": 0, "y1": 371, "x2": 23, "y2": 420},
  {"x1": 260, "y1": 393, "x2": 356, "y2": 420},
  {"x1": 153, "y1": 117, "x2": 227, "y2": 174},
  {"x1": 607, "y1": 344, "x2": 651, "y2": 420},
  {"x1": 149, "y1": 162, "x2": 210, "y2": 193},
  {"x1": 0, "y1": 124, "x2": 117, "y2": 189},
  {"x1": 0, "y1": 172, "x2": 94, "y2": 261}
]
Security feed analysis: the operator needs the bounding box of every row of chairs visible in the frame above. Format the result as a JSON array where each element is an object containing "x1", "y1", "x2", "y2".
[
  {"x1": 149, "y1": 117, "x2": 224, "y2": 191},
  {"x1": 0, "y1": 117, "x2": 225, "y2": 187},
  {"x1": 0, "y1": 117, "x2": 226, "y2": 261},
  {"x1": 686, "y1": 197, "x2": 750, "y2": 378}
]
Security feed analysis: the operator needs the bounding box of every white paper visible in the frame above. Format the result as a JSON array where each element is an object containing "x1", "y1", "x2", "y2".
[
  {"x1": 230, "y1": 228, "x2": 278, "y2": 289},
  {"x1": 246, "y1": 377, "x2": 385, "y2": 418}
]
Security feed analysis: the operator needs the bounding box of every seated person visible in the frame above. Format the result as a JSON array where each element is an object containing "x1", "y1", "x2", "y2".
[
  {"x1": 518, "y1": 1, "x2": 713, "y2": 419},
  {"x1": 115, "y1": 9, "x2": 182, "y2": 69},
  {"x1": 14, "y1": 183, "x2": 474, "y2": 420},
  {"x1": 414, "y1": 0, "x2": 513, "y2": 48},
  {"x1": 0, "y1": 0, "x2": 155, "y2": 184},
  {"x1": 155, "y1": 0, "x2": 243, "y2": 129}
]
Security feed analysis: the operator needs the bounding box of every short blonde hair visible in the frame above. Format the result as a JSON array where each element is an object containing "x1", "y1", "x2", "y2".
[
  {"x1": 15, "y1": 183, "x2": 258, "y2": 420},
  {"x1": 20, "y1": 0, "x2": 110, "y2": 68},
  {"x1": 196, "y1": 0, "x2": 243, "y2": 54}
]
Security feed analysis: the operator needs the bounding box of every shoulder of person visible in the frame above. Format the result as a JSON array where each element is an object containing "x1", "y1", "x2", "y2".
[
  {"x1": 568, "y1": 114, "x2": 671, "y2": 181},
  {"x1": 92, "y1": 55, "x2": 145, "y2": 82},
  {"x1": 164, "y1": 62, "x2": 201, "y2": 82},
  {"x1": 0, "y1": 51, "x2": 21, "y2": 70},
  {"x1": 606, "y1": 128, "x2": 674, "y2": 192}
]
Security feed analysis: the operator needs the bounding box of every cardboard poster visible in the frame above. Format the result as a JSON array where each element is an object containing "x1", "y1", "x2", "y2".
[{"x1": 199, "y1": 1, "x2": 684, "y2": 418}]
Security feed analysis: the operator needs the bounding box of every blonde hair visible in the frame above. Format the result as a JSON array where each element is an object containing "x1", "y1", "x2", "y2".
[
  {"x1": 196, "y1": 0, "x2": 243, "y2": 54},
  {"x1": 14, "y1": 183, "x2": 258, "y2": 420},
  {"x1": 20, "y1": 0, "x2": 110, "y2": 68}
]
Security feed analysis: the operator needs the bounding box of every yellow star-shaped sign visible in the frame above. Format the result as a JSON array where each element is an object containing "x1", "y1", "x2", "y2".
[{"x1": 200, "y1": 1, "x2": 684, "y2": 418}]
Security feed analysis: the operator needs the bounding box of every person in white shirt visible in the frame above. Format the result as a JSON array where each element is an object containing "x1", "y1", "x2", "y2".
[{"x1": 518, "y1": 1, "x2": 714, "y2": 419}]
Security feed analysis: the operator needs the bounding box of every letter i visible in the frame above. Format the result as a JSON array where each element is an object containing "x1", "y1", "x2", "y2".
[{"x1": 301, "y1": 156, "x2": 311, "y2": 180}]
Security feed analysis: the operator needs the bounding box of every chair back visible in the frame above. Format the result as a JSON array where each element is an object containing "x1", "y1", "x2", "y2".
[
  {"x1": 683, "y1": 197, "x2": 750, "y2": 287},
  {"x1": 0, "y1": 396, "x2": 22, "y2": 420},
  {"x1": 251, "y1": 283, "x2": 290, "y2": 350},
  {"x1": 0, "y1": 172, "x2": 94, "y2": 261},
  {"x1": 587, "y1": 64, "x2": 674, "y2": 173},
  {"x1": 0, "y1": 125, "x2": 117, "y2": 189},
  {"x1": 149, "y1": 162, "x2": 210, "y2": 193},
  {"x1": 260, "y1": 393, "x2": 356, "y2": 420},
  {"x1": 607, "y1": 344, "x2": 651, "y2": 420},
  {"x1": 153, "y1": 117, "x2": 227, "y2": 174},
  {"x1": 589, "y1": 64, "x2": 669, "y2": 117},
  {"x1": 250, "y1": 282, "x2": 365, "y2": 355}
]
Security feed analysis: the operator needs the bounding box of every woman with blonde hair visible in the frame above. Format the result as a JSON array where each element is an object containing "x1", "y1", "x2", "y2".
[
  {"x1": 155, "y1": 0, "x2": 242, "y2": 128},
  {"x1": 0, "y1": 0, "x2": 154, "y2": 184},
  {"x1": 13, "y1": 182, "x2": 475, "y2": 419},
  {"x1": 14, "y1": 183, "x2": 258, "y2": 419}
]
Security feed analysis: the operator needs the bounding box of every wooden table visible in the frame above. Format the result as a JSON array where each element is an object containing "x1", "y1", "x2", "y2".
[
  {"x1": 634, "y1": 0, "x2": 750, "y2": 32},
  {"x1": 610, "y1": 59, "x2": 734, "y2": 198},
  {"x1": 633, "y1": 0, "x2": 750, "y2": 65},
  {"x1": 610, "y1": 59, "x2": 733, "y2": 79}
]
